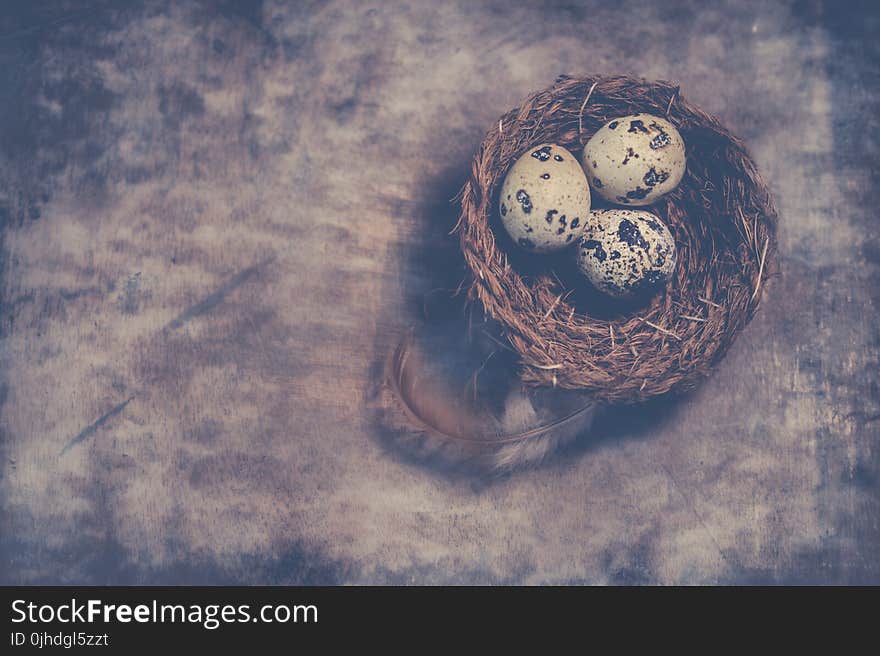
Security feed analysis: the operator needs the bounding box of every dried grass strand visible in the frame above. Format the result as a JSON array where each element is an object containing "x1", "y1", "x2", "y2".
[{"x1": 577, "y1": 81, "x2": 598, "y2": 140}]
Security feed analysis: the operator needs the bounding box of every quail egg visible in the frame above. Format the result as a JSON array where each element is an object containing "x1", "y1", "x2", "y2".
[
  {"x1": 582, "y1": 114, "x2": 685, "y2": 206},
  {"x1": 576, "y1": 208, "x2": 676, "y2": 298},
  {"x1": 499, "y1": 144, "x2": 591, "y2": 253}
]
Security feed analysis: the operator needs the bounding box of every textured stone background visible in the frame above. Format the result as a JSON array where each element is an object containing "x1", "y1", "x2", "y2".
[{"x1": 1, "y1": 0, "x2": 877, "y2": 584}]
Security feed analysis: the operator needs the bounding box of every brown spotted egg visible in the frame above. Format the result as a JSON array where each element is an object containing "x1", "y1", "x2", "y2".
[
  {"x1": 576, "y1": 209, "x2": 676, "y2": 298},
  {"x1": 581, "y1": 114, "x2": 685, "y2": 206},
  {"x1": 499, "y1": 144, "x2": 591, "y2": 253}
]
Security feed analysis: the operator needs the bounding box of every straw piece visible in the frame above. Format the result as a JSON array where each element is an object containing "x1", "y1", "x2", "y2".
[
  {"x1": 643, "y1": 319, "x2": 681, "y2": 340},
  {"x1": 665, "y1": 87, "x2": 679, "y2": 117},
  {"x1": 751, "y1": 238, "x2": 769, "y2": 302},
  {"x1": 578, "y1": 81, "x2": 598, "y2": 140}
]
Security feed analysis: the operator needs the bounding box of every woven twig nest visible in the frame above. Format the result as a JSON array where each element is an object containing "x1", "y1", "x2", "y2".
[{"x1": 456, "y1": 74, "x2": 777, "y2": 404}]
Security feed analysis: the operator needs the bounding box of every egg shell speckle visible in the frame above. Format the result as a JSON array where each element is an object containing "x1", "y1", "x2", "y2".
[
  {"x1": 576, "y1": 208, "x2": 677, "y2": 298},
  {"x1": 581, "y1": 114, "x2": 685, "y2": 206},
  {"x1": 499, "y1": 143, "x2": 591, "y2": 253}
]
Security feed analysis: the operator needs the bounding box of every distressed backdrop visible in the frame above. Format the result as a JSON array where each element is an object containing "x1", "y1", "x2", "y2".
[{"x1": 0, "y1": 0, "x2": 878, "y2": 584}]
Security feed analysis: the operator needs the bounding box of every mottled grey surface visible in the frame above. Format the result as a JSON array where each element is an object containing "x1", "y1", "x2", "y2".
[{"x1": 0, "y1": 0, "x2": 877, "y2": 584}]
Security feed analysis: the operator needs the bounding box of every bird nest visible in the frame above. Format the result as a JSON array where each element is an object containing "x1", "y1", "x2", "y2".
[{"x1": 455, "y1": 74, "x2": 777, "y2": 404}]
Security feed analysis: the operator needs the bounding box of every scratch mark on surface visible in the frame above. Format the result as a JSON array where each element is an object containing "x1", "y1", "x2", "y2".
[
  {"x1": 659, "y1": 463, "x2": 733, "y2": 570},
  {"x1": 164, "y1": 257, "x2": 274, "y2": 331},
  {"x1": 3, "y1": 291, "x2": 36, "y2": 312},
  {"x1": 0, "y1": 7, "x2": 105, "y2": 42},
  {"x1": 59, "y1": 286, "x2": 103, "y2": 302},
  {"x1": 60, "y1": 396, "x2": 135, "y2": 456}
]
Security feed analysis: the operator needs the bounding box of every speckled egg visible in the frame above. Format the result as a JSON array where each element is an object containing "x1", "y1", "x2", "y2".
[
  {"x1": 576, "y1": 209, "x2": 677, "y2": 298},
  {"x1": 581, "y1": 114, "x2": 685, "y2": 206},
  {"x1": 499, "y1": 144, "x2": 591, "y2": 253}
]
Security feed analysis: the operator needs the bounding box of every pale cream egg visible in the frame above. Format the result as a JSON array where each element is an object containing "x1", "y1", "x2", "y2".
[
  {"x1": 499, "y1": 144, "x2": 591, "y2": 253},
  {"x1": 581, "y1": 114, "x2": 685, "y2": 206}
]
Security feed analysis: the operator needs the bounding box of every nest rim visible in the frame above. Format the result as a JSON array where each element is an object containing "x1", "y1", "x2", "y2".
[{"x1": 455, "y1": 74, "x2": 777, "y2": 405}]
